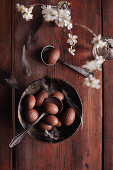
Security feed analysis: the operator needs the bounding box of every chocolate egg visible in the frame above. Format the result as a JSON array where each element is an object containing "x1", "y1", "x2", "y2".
[
  {"x1": 45, "y1": 48, "x2": 60, "y2": 65},
  {"x1": 44, "y1": 103, "x2": 59, "y2": 115},
  {"x1": 25, "y1": 95, "x2": 36, "y2": 109},
  {"x1": 56, "y1": 119, "x2": 62, "y2": 127},
  {"x1": 25, "y1": 109, "x2": 39, "y2": 123},
  {"x1": 51, "y1": 91, "x2": 64, "y2": 101},
  {"x1": 44, "y1": 115, "x2": 58, "y2": 126},
  {"x1": 61, "y1": 108, "x2": 76, "y2": 126},
  {"x1": 38, "y1": 122, "x2": 53, "y2": 130},
  {"x1": 36, "y1": 91, "x2": 48, "y2": 107}
]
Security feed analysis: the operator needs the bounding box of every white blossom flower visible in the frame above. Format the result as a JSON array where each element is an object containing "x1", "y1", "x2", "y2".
[
  {"x1": 91, "y1": 34, "x2": 105, "y2": 45},
  {"x1": 16, "y1": 4, "x2": 33, "y2": 21},
  {"x1": 53, "y1": 8, "x2": 72, "y2": 29},
  {"x1": 92, "y1": 34, "x2": 106, "y2": 45},
  {"x1": 41, "y1": 5, "x2": 58, "y2": 21},
  {"x1": 63, "y1": 19, "x2": 69, "y2": 26},
  {"x1": 57, "y1": 9, "x2": 72, "y2": 29},
  {"x1": 84, "y1": 75, "x2": 100, "y2": 89},
  {"x1": 16, "y1": 4, "x2": 26, "y2": 13},
  {"x1": 82, "y1": 59, "x2": 104, "y2": 71},
  {"x1": 57, "y1": 9, "x2": 71, "y2": 20},
  {"x1": 41, "y1": 5, "x2": 51, "y2": 14},
  {"x1": 68, "y1": 46, "x2": 76, "y2": 56},
  {"x1": 55, "y1": 19, "x2": 64, "y2": 27},
  {"x1": 67, "y1": 22, "x2": 72, "y2": 30},
  {"x1": 67, "y1": 33, "x2": 78, "y2": 45},
  {"x1": 23, "y1": 13, "x2": 33, "y2": 21},
  {"x1": 91, "y1": 34, "x2": 101, "y2": 44}
]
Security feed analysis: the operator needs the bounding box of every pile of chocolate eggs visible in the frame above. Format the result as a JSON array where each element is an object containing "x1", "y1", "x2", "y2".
[{"x1": 24, "y1": 90, "x2": 76, "y2": 131}]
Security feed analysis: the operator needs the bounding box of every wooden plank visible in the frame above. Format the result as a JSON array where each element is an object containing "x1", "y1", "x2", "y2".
[
  {"x1": 102, "y1": 0, "x2": 113, "y2": 169},
  {"x1": 0, "y1": 0, "x2": 12, "y2": 170},
  {"x1": 13, "y1": 0, "x2": 102, "y2": 169}
]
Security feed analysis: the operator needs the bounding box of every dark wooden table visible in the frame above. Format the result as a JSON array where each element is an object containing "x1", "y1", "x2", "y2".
[{"x1": 0, "y1": 0, "x2": 113, "y2": 169}]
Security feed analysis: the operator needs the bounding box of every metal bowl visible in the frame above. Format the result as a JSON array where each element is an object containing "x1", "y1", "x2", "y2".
[{"x1": 18, "y1": 77, "x2": 83, "y2": 143}]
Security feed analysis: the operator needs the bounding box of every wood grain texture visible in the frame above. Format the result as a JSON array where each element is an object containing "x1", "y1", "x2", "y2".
[
  {"x1": 0, "y1": 0, "x2": 12, "y2": 170},
  {"x1": 102, "y1": 0, "x2": 113, "y2": 169},
  {"x1": 13, "y1": 0, "x2": 102, "y2": 170}
]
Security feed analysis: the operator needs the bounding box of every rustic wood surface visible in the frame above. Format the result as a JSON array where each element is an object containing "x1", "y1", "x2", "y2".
[
  {"x1": 0, "y1": 0, "x2": 112, "y2": 169},
  {"x1": 103, "y1": 0, "x2": 113, "y2": 169},
  {"x1": 0, "y1": 1, "x2": 12, "y2": 170}
]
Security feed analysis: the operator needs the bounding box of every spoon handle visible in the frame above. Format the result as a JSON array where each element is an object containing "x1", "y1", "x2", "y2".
[
  {"x1": 9, "y1": 112, "x2": 47, "y2": 148},
  {"x1": 59, "y1": 59, "x2": 93, "y2": 77}
]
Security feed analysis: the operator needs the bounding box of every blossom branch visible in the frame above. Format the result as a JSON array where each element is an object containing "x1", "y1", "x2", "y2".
[
  {"x1": 16, "y1": 1, "x2": 105, "y2": 90},
  {"x1": 16, "y1": 1, "x2": 78, "y2": 56}
]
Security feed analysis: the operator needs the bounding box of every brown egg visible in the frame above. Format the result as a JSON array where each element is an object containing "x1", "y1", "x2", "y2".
[
  {"x1": 51, "y1": 91, "x2": 64, "y2": 101},
  {"x1": 44, "y1": 115, "x2": 58, "y2": 126},
  {"x1": 38, "y1": 122, "x2": 53, "y2": 130},
  {"x1": 36, "y1": 91, "x2": 48, "y2": 107},
  {"x1": 25, "y1": 109, "x2": 39, "y2": 123},
  {"x1": 45, "y1": 48, "x2": 60, "y2": 65},
  {"x1": 25, "y1": 95, "x2": 36, "y2": 109},
  {"x1": 56, "y1": 119, "x2": 62, "y2": 127},
  {"x1": 61, "y1": 108, "x2": 76, "y2": 126},
  {"x1": 44, "y1": 103, "x2": 59, "y2": 115}
]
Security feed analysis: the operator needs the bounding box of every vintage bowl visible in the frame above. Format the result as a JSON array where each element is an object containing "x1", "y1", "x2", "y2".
[{"x1": 18, "y1": 77, "x2": 83, "y2": 143}]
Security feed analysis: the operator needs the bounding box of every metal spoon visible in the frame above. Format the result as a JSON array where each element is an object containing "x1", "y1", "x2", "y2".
[
  {"x1": 41, "y1": 45, "x2": 93, "y2": 78},
  {"x1": 9, "y1": 97, "x2": 63, "y2": 148}
]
